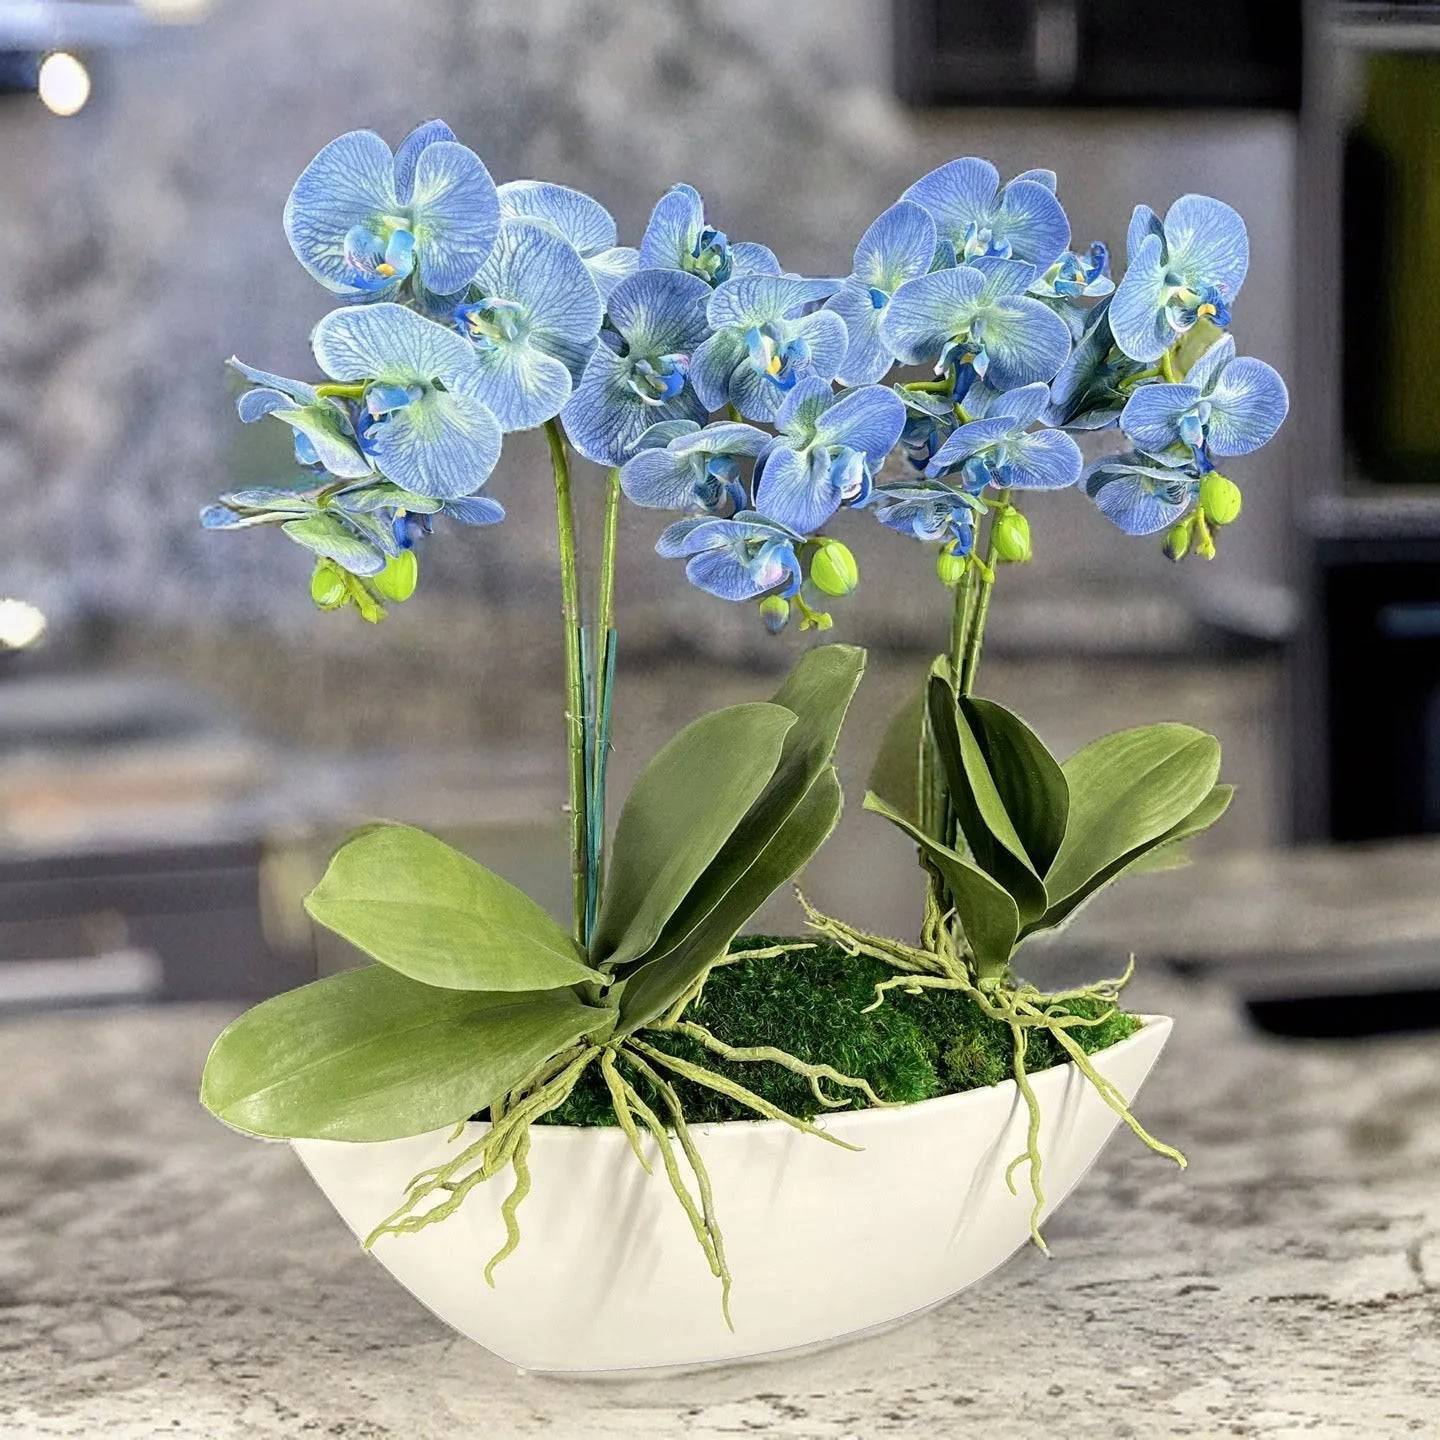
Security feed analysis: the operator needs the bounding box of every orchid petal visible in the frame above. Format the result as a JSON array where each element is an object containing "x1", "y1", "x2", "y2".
[
  {"x1": 283, "y1": 130, "x2": 400, "y2": 296},
  {"x1": 393, "y1": 119, "x2": 457, "y2": 205},
  {"x1": 640, "y1": 184, "x2": 705, "y2": 271},
  {"x1": 880, "y1": 266, "x2": 986, "y2": 365},
  {"x1": 1163, "y1": 194, "x2": 1249, "y2": 302},
  {"x1": 1002, "y1": 428, "x2": 1084, "y2": 489},
  {"x1": 812, "y1": 384, "x2": 906, "y2": 467},
  {"x1": 1205, "y1": 356, "x2": 1288, "y2": 456},
  {"x1": 1110, "y1": 232, "x2": 1173, "y2": 363},
  {"x1": 365, "y1": 386, "x2": 503, "y2": 500},
  {"x1": 607, "y1": 268, "x2": 712, "y2": 356},
  {"x1": 312, "y1": 302, "x2": 479, "y2": 387},
  {"x1": 1085, "y1": 458, "x2": 1195, "y2": 535},
  {"x1": 497, "y1": 179, "x2": 618, "y2": 257},
  {"x1": 407, "y1": 140, "x2": 501, "y2": 296},
  {"x1": 853, "y1": 200, "x2": 938, "y2": 291},
  {"x1": 476, "y1": 219, "x2": 603, "y2": 348},
  {"x1": 1119, "y1": 382, "x2": 1201, "y2": 454}
]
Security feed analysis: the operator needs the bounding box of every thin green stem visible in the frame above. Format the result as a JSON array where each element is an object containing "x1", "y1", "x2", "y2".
[
  {"x1": 959, "y1": 490, "x2": 1008, "y2": 697},
  {"x1": 588, "y1": 468, "x2": 622, "y2": 937},
  {"x1": 313, "y1": 381, "x2": 367, "y2": 400},
  {"x1": 545, "y1": 418, "x2": 589, "y2": 944}
]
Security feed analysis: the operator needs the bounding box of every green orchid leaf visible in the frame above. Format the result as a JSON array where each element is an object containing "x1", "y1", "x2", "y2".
[
  {"x1": 926, "y1": 675, "x2": 1047, "y2": 923},
  {"x1": 1042, "y1": 725, "x2": 1225, "y2": 912},
  {"x1": 613, "y1": 644, "x2": 866, "y2": 1030},
  {"x1": 867, "y1": 682, "x2": 926, "y2": 827},
  {"x1": 1026, "y1": 782, "x2": 1232, "y2": 937},
  {"x1": 200, "y1": 965, "x2": 615, "y2": 1141},
  {"x1": 591, "y1": 702, "x2": 797, "y2": 969},
  {"x1": 960, "y1": 697, "x2": 1070, "y2": 878},
  {"x1": 617, "y1": 765, "x2": 844, "y2": 1032},
  {"x1": 863, "y1": 791, "x2": 1019, "y2": 976},
  {"x1": 305, "y1": 823, "x2": 603, "y2": 991}
]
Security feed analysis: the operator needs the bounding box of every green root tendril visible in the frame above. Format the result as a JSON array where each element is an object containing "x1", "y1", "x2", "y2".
[
  {"x1": 483, "y1": 1124, "x2": 532, "y2": 1285},
  {"x1": 654, "y1": 1016, "x2": 895, "y2": 1110},
  {"x1": 620, "y1": 1048, "x2": 735, "y2": 1330},
  {"x1": 627, "y1": 1037, "x2": 862, "y2": 1152},
  {"x1": 800, "y1": 902, "x2": 1186, "y2": 1253}
]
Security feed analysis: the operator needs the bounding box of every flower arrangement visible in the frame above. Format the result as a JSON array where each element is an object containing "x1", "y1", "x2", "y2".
[{"x1": 198, "y1": 122, "x2": 1287, "y2": 1341}]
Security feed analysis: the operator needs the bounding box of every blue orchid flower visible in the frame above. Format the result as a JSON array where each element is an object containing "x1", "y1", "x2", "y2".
[
  {"x1": 690, "y1": 276, "x2": 849, "y2": 424},
  {"x1": 560, "y1": 268, "x2": 713, "y2": 466},
  {"x1": 619, "y1": 419, "x2": 769, "y2": 512},
  {"x1": 1032, "y1": 243, "x2": 1114, "y2": 301},
  {"x1": 639, "y1": 184, "x2": 782, "y2": 289},
  {"x1": 336, "y1": 479, "x2": 506, "y2": 548},
  {"x1": 869, "y1": 480, "x2": 983, "y2": 554},
  {"x1": 227, "y1": 360, "x2": 374, "y2": 480},
  {"x1": 449, "y1": 218, "x2": 604, "y2": 431},
  {"x1": 901, "y1": 159, "x2": 1070, "y2": 269},
  {"x1": 752, "y1": 378, "x2": 906, "y2": 534},
  {"x1": 1110, "y1": 195, "x2": 1249, "y2": 363},
  {"x1": 823, "y1": 201, "x2": 938, "y2": 386},
  {"x1": 311, "y1": 303, "x2": 503, "y2": 500},
  {"x1": 1119, "y1": 334, "x2": 1288, "y2": 471},
  {"x1": 498, "y1": 179, "x2": 639, "y2": 300},
  {"x1": 655, "y1": 511, "x2": 805, "y2": 601},
  {"x1": 1083, "y1": 453, "x2": 1201, "y2": 536},
  {"x1": 925, "y1": 382, "x2": 1083, "y2": 494},
  {"x1": 203, "y1": 485, "x2": 392, "y2": 576},
  {"x1": 201, "y1": 477, "x2": 503, "y2": 579},
  {"x1": 1027, "y1": 241, "x2": 1115, "y2": 341},
  {"x1": 284, "y1": 120, "x2": 500, "y2": 306},
  {"x1": 882, "y1": 257, "x2": 1073, "y2": 395}
]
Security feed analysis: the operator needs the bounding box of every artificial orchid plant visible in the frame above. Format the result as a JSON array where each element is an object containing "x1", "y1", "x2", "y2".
[{"x1": 199, "y1": 122, "x2": 1287, "y2": 1312}]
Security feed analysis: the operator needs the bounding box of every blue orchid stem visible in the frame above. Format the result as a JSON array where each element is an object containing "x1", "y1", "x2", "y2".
[
  {"x1": 587, "y1": 469, "x2": 623, "y2": 943},
  {"x1": 544, "y1": 418, "x2": 591, "y2": 945}
]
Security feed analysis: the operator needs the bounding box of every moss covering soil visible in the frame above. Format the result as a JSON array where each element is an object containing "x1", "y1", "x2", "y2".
[{"x1": 540, "y1": 936, "x2": 1141, "y2": 1128}]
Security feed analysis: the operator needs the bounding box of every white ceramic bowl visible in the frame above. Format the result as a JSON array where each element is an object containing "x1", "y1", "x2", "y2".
[{"x1": 294, "y1": 1014, "x2": 1172, "y2": 1374}]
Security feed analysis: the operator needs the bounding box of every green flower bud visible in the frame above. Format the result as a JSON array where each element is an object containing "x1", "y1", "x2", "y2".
[
  {"x1": 309, "y1": 560, "x2": 348, "y2": 610},
  {"x1": 1162, "y1": 522, "x2": 1191, "y2": 563},
  {"x1": 992, "y1": 508, "x2": 1032, "y2": 564},
  {"x1": 810, "y1": 539, "x2": 859, "y2": 597},
  {"x1": 370, "y1": 549, "x2": 418, "y2": 603},
  {"x1": 936, "y1": 544, "x2": 968, "y2": 588},
  {"x1": 758, "y1": 595, "x2": 790, "y2": 634},
  {"x1": 1199, "y1": 473, "x2": 1242, "y2": 526}
]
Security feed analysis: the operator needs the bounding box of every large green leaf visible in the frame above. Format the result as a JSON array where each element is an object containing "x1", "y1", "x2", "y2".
[
  {"x1": 863, "y1": 792, "x2": 1019, "y2": 975},
  {"x1": 867, "y1": 683, "x2": 927, "y2": 826},
  {"x1": 200, "y1": 965, "x2": 614, "y2": 1141},
  {"x1": 305, "y1": 824, "x2": 602, "y2": 991},
  {"x1": 960, "y1": 697, "x2": 1069, "y2": 878},
  {"x1": 618, "y1": 765, "x2": 844, "y2": 1032},
  {"x1": 1026, "y1": 782, "x2": 1233, "y2": 937},
  {"x1": 612, "y1": 644, "x2": 865, "y2": 1030},
  {"x1": 926, "y1": 675, "x2": 1047, "y2": 923},
  {"x1": 1043, "y1": 725, "x2": 1223, "y2": 912},
  {"x1": 590, "y1": 702, "x2": 796, "y2": 970}
]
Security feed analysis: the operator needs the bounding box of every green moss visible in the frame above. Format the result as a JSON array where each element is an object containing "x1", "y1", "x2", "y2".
[{"x1": 539, "y1": 937, "x2": 1141, "y2": 1128}]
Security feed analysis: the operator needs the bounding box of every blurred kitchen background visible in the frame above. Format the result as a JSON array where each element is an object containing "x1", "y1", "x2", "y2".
[{"x1": 1, "y1": 0, "x2": 1437, "y2": 1031}]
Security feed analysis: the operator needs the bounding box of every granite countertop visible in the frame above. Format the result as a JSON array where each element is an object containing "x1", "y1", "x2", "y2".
[{"x1": 2, "y1": 969, "x2": 1437, "y2": 1439}]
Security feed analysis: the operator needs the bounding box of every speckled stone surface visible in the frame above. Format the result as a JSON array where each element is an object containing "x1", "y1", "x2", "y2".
[{"x1": 3, "y1": 970, "x2": 1437, "y2": 1438}]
